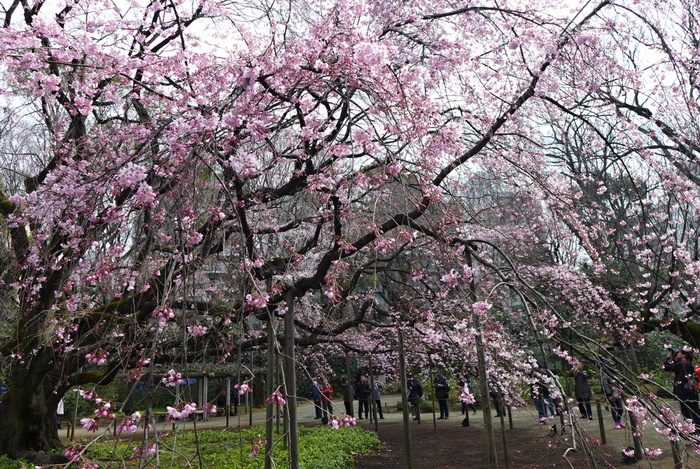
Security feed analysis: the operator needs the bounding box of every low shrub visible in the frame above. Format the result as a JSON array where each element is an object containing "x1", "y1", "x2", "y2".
[
  {"x1": 0, "y1": 455, "x2": 31, "y2": 468},
  {"x1": 74, "y1": 424, "x2": 380, "y2": 469}
]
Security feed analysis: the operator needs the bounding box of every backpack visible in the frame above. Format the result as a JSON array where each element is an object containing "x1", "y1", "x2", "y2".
[
  {"x1": 416, "y1": 383, "x2": 423, "y2": 398},
  {"x1": 684, "y1": 374, "x2": 699, "y2": 394}
]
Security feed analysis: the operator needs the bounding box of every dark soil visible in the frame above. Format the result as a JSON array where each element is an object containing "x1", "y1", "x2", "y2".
[{"x1": 353, "y1": 418, "x2": 623, "y2": 469}]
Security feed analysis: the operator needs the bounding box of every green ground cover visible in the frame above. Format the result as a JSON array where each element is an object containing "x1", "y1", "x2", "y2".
[{"x1": 67, "y1": 425, "x2": 380, "y2": 469}]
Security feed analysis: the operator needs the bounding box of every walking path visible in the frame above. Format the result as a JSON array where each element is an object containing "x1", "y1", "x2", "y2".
[{"x1": 61, "y1": 394, "x2": 700, "y2": 468}]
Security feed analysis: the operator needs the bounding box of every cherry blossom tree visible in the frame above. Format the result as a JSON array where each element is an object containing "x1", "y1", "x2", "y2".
[{"x1": 4, "y1": 0, "x2": 700, "y2": 466}]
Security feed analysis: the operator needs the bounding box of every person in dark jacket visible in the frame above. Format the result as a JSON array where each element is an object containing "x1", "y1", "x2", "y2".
[
  {"x1": 433, "y1": 371, "x2": 450, "y2": 419},
  {"x1": 532, "y1": 372, "x2": 554, "y2": 424},
  {"x1": 408, "y1": 376, "x2": 423, "y2": 421},
  {"x1": 340, "y1": 377, "x2": 353, "y2": 416},
  {"x1": 570, "y1": 364, "x2": 593, "y2": 420},
  {"x1": 663, "y1": 349, "x2": 700, "y2": 427},
  {"x1": 601, "y1": 361, "x2": 626, "y2": 429},
  {"x1": 355, "y1": 376, "x2": 371, "y2": 419},
  {"x1": 490, "y1": 389, "x2": 506, "y2": 417},
  {"x1": 229, "y1": 388, "x2": 239, "y2": 416}
]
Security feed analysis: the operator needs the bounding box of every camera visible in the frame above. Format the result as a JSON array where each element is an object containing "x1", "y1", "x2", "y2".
[{"x1": 667, "y1": 347, "x2": 677, "y2": 355}]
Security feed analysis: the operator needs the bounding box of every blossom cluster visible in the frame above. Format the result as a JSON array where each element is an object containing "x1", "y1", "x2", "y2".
[
  {"x1": 203, "y1": 403, "x2": 217, "y2": 414},
  {"x1": 249, "y1": 436, "x2": 266, "y2": 458},
  {"x1": 131, "y1": 444, "x2": 157, "y2": 460},
  {"x1": 187, "y1": 325, "x2": 208, "y2": 337},
  {"x1": 266, "y1": 389, "x2": 286, "y2": 406},
  {"x1": 65, "y1": 444, "x2": 85, "y2": 462},
  {"x1": 245, "y1": 293, "x2": 269, "y2": 310},
  {"x1": 152, "y1": 305, "x2": 175, "y2": 332},
  {"x1": 328, "y1": 414, "x2": 357, "y2": 429},
  {"x1": 85, "y1": 348, "x2": 109, "y2": 366},
  {"x1": 235, "y1": 382, "x2": 253, "y2": 395},
  {"x1": 80, "y1": 418, "x2": 99, "y2": 432},
  {"x1": 166, "y1": 402, "x2": 197, "y2": 420},
  {"x1": 162, "y1": 369, "x2": 184, "y2": 387},
  {"x1": 94, "y1": 401, "x2": 115, "y2": 419},
  {"x1": 117, "y1": 412, "x2": 142, "y2": 433},
  {"x1": 458, "y1": 385, "x2": 476, "y2": 405}
]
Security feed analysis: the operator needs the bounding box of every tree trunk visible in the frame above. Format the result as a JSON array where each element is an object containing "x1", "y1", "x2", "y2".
[{"x1": 0, "y1": 356, "x2": 66, "y2": 462}]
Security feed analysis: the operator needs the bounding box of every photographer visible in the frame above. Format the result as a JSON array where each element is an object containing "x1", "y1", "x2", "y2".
[
  {"x1": 570, "y1": 363, "x2": 593, "y2": 420},
  {"x1": 662, "y1": 348, "x2": 700, "y2": 427}
]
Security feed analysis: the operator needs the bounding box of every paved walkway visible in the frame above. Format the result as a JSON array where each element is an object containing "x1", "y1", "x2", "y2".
[{"x1": 61, "y1": 395, "x2": 700, "y2": 468}]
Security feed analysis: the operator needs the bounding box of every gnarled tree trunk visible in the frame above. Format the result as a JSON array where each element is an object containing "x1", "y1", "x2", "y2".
[{"x1": 0, "y1": 350, "x2": 66, "y2": 462}]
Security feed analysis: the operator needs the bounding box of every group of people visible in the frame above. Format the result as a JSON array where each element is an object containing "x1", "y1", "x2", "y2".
[
  {"x1": 408, "y1": 372, "x2": 454, "y2": 421},
  {"x1": 306, "y1": 350, "x2": 700, "y2": 432},
  {"x1": 531, "y1": 361, "x2": 627, "y2": 429},
  {"x1": 311, "y1": 375, "x2": 385, "y2": 421},
  {"x1": 662, "y1": 348, "x2": 700, "y2": 427},
  {"x1": 215, "y1": 390, "x2": 240, "y2": 416},
  {"x1": 572, "y1": 350, "x2": 700, "y2": 431}
]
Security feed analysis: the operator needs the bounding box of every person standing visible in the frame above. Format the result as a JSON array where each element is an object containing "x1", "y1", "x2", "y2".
[
  {"x1": 355, "y1": 376, "x2": 371, "y2": 419},
  {"x1": 229, "y1": 388, "x2": 239, "y2": 416},
  {"x1": 56, "y1": 398, "x2": 65, "y2": 429},
  {"x1": 433, "y1": 371, "x2": 450, "y2": 419},
  {"x1": 371, "y1": 378, "x2": 385, "y2": 419},
  {"x1": 601, "y1": 362, "x2": 626, "y2": 429},
  {"x1": 663, "y1": 349, "x2": 700, "y2": 427},
  {"x1": 319, "y1": 377, "x2": 334, "y2": 421},
  {"x1": 216, "y1": 390, "x2": 228, "y2": 416},
  {"x1": 532, "y1": 375, "x2": 549, "y2": 425},
  {"x1": 490, "y1": 389, "x2": 506, "y2": 418},
  {"x1": 570, "y1": 364, "x2": 593, "y2": 420},
  {"x1": 340, "y1": 377, "x2": 353, "y2": 416},
  {"x1": 458, "y1": 377, "x2": 478, "y2": 415},
  {"x1": 408, "y1": 376, "x2": 423, "y2": 421},
  {"x1": 311, "y1": 380, "x2": 323, "y2": 419}
]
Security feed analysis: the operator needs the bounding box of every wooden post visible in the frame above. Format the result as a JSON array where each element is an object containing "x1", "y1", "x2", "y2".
[
  {"x1": 498, "y1": 402, "x2": 510, "y2": 469},
  {"x1": 249, "y1": 349, "x2": 254, "y2": 428},
  {"x1": 265, "y1": 311, "x2": 276, "y2": 469},
  {"x1": 429, "y1": 359, "x2": 436, "y2": 430},
  {"x1": 345, "y1": 353, "x2": 354, "y2": 417},
  {"x1": 70, "y1": 386, "x2": 79, "y2": 440},
  {"x1": 671, "y1": 438, "x2": 683, "y2": 469},
  {"x1": 278, "y1": 354, "x2": 283, "y2": 438},
  {"x1": 595, "y1": 400, "x2": 606, "y2": 445},
  {"x1": 368, "y1": 355, "x2": 379, "y2": 432},
  {"x1": 203, "y1": 376, "x2": 209, "y2": 421},
  {"x1": 464, "y1": 246, "x2": 498, "y2": 467},
  {"x1": 629, "y1": 413, "x2": 644, "y2": 463},
  {"x1": 225, "y1": 379, "x2": 231, "y2": 428},
  {"x1": 198, "y1": 379, "x2": 203, "y2": 419},
  {"x1": 398, "y1": 328, "x2": 414, "y2": 469},
  {"x1": 476, "y1": 314, "x2": 498, "y2": 468},
  {"x1": 283, "y1": 289, "x2": 299, "y2": 469},
  {"x1": 507, "y1": 405, "x2": 513, "y2": 430}
]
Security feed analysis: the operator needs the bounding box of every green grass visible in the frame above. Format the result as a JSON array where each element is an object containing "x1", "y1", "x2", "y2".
[
  {"x1": 0, "y1": 455, "x2": 32, "y2": 469},
  {"x1": 70, "y1": 424, "x2": 381, "y2": 468}
]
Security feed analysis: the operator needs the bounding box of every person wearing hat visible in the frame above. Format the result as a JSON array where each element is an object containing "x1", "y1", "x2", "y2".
[
  {"x1": 600, "y1": 361, "x2": 626, "y2": 429},
  {"x1": 662, "y1": 348, "x2": 700, "y2": 426}
]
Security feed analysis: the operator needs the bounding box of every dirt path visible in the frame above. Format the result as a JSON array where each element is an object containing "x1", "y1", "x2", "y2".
[{"x1": 353, "y1": 417, "x2": 621, "y2": 468}]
